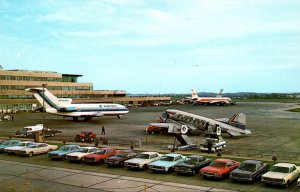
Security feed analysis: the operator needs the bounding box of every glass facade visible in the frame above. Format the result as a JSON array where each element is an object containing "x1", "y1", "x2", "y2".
[
  {"x1": 0, "y1": 75, "x2": 61, "y2": 82},
  {"x1": 0, "y1": 85, "x2": 92, "y2": 91}
]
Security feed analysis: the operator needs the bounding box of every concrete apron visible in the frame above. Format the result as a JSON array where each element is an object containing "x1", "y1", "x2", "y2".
[{"x1": 0, "y1": 160, "x2": 236, "y2": 192}]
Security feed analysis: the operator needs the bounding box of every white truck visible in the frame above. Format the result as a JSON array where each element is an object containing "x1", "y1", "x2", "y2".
[{"x1": 15, "y1": 124, "x2": 62, "y2": 137}]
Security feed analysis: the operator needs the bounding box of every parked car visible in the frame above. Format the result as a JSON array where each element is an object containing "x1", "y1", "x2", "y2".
[
  {"x1": 174, "y1": 155, "x2": 212, "y2": 175},
  {"x1": 200, "y1": 159, "x2": 240, "y2": 179},
  {"x1": 15, "y1": 143, "x2": 58, "y2": 157},
  {"x1": 65, "y1": 147, "x2": 99, "y2": 162},
  {"x1": 0, "y1": 140, "x2": 21, "y2": 152},
  {"x1": 48, "y1": 144, "x2": 81, "y2": 160},
  {"x1": 124, "y1": 152, "x2": 161, "y2": 170},
  {"x1": 4, "y1": 141, "x2": 35, "y2": 154},
  {"x1": 230, "y1": 160, "x2": 269, "y2": 183},
  {"x1": 83, "y1": 147, "x2": 118, "y2": 164},
  {"x1": 106, "y1": 150, "x2": 137, "y2": 167},
  {"x1": 148, "y1": 153, "x2": 185, "y2": 173},
  {"x1": 261, "y1": 163, "x2": 300, "y2": 188}
]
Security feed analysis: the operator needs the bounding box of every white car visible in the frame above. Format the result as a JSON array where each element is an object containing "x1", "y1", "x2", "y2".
[
  {"x1": 262, "y1": 163, "x2": 300, "y2": 188},
  {"x1": 124, "y1": 152, "x2": 161, "y2": 170},
  {"x1": 4, "y1": 141, "x2": 35, "y2": 154},
  {"x1": 15, "y1": 143, "x2": 58, "y2": 157},
  {"x1": 65, "y1": 147, "x2": 99, "y2": 162}
]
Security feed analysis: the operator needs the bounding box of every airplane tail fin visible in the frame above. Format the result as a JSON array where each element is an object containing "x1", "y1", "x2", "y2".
[
  {"x1": 191, "y1": 89, "x2": 199, "y2": 99},
  {"x1": 229, "y1": 113, "x2": 246, "y2": 130},
  {"x1": 25, "y1": 88, "x2": 61, "y2": 110},
  {"x1": 216, "y1": 89, "x2": 223, "y2": 98}
]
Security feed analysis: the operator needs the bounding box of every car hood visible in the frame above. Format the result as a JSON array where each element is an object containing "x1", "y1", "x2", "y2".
[
  {"x1": 67, "y1": 152, "x2": 89, "y2": 157},
  {"x1": 263, "y1": 171, "x2": 289, "y2": 179},
  {"x1": 48, "y1": 150, "x2": 69, "y2": 155},
  {"x1": 175, "y1": 162, "x2": 195, "y2": 168},
  {"x1": 126, "y1": 158, "x2": 149, "y2": 164},
  {"x1": 231, "y1": 168, "x2": 252, "y2": 175},
  {"x1": 0, "y1": 145, "x2": 9, "y2": 149},
  {"x1": 150, "y1": 160, "x2": 176, "y2": 167},
  {"x1": 201, "y1": 166, "x2": 225, "y2": 174},
  {"x1": 107, "y1": 156, "x2": 124, "y2": 161}
]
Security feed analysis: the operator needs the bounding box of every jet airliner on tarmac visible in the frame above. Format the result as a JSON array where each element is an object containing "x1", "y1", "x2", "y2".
[
  {"x1": 185, "y1": 89, "x2": 234, "y2": 105},
  {"x1": 26, "y1": 88, "x2": 129, "y2": 121}
]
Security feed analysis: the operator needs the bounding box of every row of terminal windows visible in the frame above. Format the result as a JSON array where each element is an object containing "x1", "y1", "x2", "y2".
[
  {"x1": 0, "y1": 75, "x2": 62, "y2": 82},
  {"x1": 0, "y1": 94, "x2": 115, "y2": 99},
  {"x1": 0, "y1": 85, "x2": 92, "y2": 91},
  {"x1": 0, "y1": 104, "x2": 33, "y2": 111}
]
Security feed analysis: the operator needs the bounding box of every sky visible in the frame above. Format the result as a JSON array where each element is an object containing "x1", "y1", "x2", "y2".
[{"x1": 0, "y1": 0, "x2": 299, "y2": 94}]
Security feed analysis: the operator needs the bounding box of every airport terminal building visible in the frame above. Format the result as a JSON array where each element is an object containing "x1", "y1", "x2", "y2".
[{"x1": 0, "y1": 67, "x2": 171, "y2": 111}]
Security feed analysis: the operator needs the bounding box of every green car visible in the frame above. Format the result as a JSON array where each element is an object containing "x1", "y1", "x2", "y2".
[{"x1": 48, "y1": 144, "x2": 81, "y2": 160}]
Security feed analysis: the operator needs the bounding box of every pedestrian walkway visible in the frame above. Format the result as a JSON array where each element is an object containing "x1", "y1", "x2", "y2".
[{"x1": 0, "y1": 160, "x2": 236, "y2": 192}]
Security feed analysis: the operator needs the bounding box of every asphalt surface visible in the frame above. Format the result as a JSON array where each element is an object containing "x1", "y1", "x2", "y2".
[{"x1": 0, "y1": 160, "x2": 236, "y2": 192}]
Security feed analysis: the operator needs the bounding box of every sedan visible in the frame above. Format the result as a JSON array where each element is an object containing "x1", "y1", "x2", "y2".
[
  {"x1": 148, "y1": 153, "x2": 185, "y2": 173},
  {"x1": 15, "y1": 143, "x2": 58, "y2": 157},
  {"x1": 83, "y1": 147, "x2": 118, "y2": 164},
  {"x1": 230, "y1": 160, "x2": 269, "y2": 183},
  {"x1": 200, "y1": 159, "x2": 240, "y2": 179},
  {"x1": 48, "y1": 144, "x2": 81, "y2": 160},
  {"x1": 174, "y1": 155, "x2": 211, "y2": 175}
]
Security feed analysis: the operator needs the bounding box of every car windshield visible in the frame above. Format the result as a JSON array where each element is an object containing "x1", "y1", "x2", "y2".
[
  {"x1": 1, "y1": 141, "x2": 11, "y2": 145},
  {"x1": 161, "y1": 156, "x2": 174, "y2": 161},
  {"x1": 184, "y1": 157, "x2": 199, "y2": 164},
  {"x1": 16, "y1": 143, "x2": 27, "y2": 146},
  {"x1": 239, "y1": 163, "x2": 257, "y2": 171},
  {"x1": 210, "y1": 161, "x2": 226, "y2": 168},
  {"x1": 271, "y1": 166, "x2": 289, "y2": 173},
  {"x1": 116, "y1": 153, "x2": 127, "y2": 158},
  {"x1": 136, "y1": 154, "x2": 150, "y2": 159},
  {"x1": 59, "y1": 146, "x2": 71, "y2": 151},
  {"x1": 77, "y1": 148, "x2": 89, "y2": 153},
  {"x1": 28, "y1": 145, "x2": 37, "y2": 148},
  {"x1": 94, "y1": 150, "x2": 105, "y2": 154}
]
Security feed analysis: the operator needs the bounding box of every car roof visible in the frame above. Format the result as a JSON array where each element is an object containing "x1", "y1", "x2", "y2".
[
  {"x1": 99, "y1": 147, "x2": 115, "y2": 150},
  {"x1": 274, "y1": 163, "x2": 295, "y2": 168},
  {"x1": 81, "y1": 147, "x2": 97, "y2": 149},
  {"x1": 63, "y1": 145, "x2": 79, "y2": 147},
  {"x1": 33, "y1": 143, "x2": 46, "y2": 145},
  {"x1": 21, "y1": 141, "x2": 34, "y2": 143},
  {"x1": 243, "y1": 160, "x2": 262, "y2": 164},
  {"x1": 163, "y1": 153, "x2": 182, "y2": 157},
  {"x1": 141, "y1": 152, "x2": 158, "y2": 155},
  {"x1": 188, "y1": 155, "x2": 204, "y2": 158},
  {"x1": 214, "y1": 159, "x2": 235, "y2": 163}
]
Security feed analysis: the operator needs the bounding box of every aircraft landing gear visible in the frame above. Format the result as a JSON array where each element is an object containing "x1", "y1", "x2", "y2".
[{"x1": 117, "y1": 115, "x2": 121, "y2": 119}]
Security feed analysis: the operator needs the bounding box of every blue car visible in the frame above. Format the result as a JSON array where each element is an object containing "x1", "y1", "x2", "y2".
[
  {"x1": 149, "y1": 153, "x2": 186, "y2": 173},
  {"x1": 0, "y1": 140, "x2": 21, "y2": 152},
  {"x1": 48, "y1": 144, "x2": 81, "y2": 160}
]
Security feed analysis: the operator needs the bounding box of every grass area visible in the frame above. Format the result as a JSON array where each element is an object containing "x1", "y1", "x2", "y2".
[
  {"x1": 0, "y1": 150, "x2": 299, "y2": 192},
  {"x1": 287, "y1": 108, "x2": 300, "y2": 112}
]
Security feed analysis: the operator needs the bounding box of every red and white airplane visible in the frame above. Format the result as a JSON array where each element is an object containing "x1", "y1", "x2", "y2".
[{"x1": 186, "y1": 89, "x2": 234, "y2": 106}]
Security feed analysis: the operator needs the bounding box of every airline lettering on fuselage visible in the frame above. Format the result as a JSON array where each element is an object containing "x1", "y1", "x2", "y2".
[
  {"x1": 99, "y1": 105, "x2": 117, "y2": 108},
  {"x1": 175, "y1": 114, "x2": 207, "y2": 125}
]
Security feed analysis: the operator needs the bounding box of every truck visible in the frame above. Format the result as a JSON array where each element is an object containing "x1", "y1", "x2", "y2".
[{"x1": 15, "y1": 124, "x2": 62, "y2": 137}]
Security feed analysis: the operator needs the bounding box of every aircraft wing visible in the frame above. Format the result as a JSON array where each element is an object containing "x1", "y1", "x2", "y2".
[{"x1": 227, "y1": 129, "x2": 242, "y2": 137}]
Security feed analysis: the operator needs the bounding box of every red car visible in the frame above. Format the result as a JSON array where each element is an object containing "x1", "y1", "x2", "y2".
[
  {"x1": 83, "y1": 147, "x2": 118, "y2": 164},
  {"x1": 200, "y1": 159, "x2": 240, "y2": 179}
]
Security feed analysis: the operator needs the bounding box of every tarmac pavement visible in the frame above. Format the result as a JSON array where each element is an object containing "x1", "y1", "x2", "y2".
[{"x1": 0, "y1": 160, "x2": 237, "y2": 192}]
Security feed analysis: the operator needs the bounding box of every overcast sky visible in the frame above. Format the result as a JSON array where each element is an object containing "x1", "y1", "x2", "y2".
[{"x1": 0, "y1": 0, "x2": 299, "y2": 93}]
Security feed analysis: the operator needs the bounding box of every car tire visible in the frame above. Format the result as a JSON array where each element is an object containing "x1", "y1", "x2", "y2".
[
  {"x1": 142, "y1": 164, "x2": 148, "y2": 170},
  {"x1": 285, "y1": 181, "x2": 290, "y2": 188},
  {"x1": 28, "y1": 152, "x2": 33, "y2": 157}
]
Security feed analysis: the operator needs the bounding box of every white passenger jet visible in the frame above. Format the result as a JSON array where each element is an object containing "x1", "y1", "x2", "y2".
[
  {"x1": 25, "y1": 88, "x2": 129, "y2": 121},
  {"x1": 185, "y1": 89, "x2": 234, "y2": 105},
  {"x1": 160, "y1": 109, "x2": 251, "y2": 137}
]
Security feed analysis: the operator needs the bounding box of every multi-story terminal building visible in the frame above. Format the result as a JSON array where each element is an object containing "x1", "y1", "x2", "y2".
[{"x1": 0, "y1": 67, "x2": 171, "y2": 111}]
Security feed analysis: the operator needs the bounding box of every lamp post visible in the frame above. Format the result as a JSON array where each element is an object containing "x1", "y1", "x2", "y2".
[{"x1": 42, "y1": 84, "x2": 47, "y2": 141}]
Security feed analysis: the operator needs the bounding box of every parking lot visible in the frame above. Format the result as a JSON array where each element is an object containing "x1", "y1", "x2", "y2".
[{"x1": 0, "y1": 102, "x2": 300, "y2": 191}]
